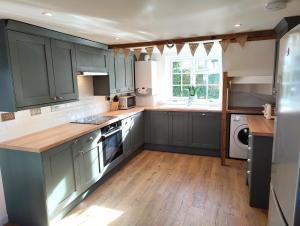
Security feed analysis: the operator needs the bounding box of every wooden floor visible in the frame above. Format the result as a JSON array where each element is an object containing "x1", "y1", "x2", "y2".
[{"x1": 55, "y1": 150, "x2": 267, "y2": 226}]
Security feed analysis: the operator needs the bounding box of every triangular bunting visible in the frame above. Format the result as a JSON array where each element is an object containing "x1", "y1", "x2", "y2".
[
  {"x1": 134, "y1": 48, "x2": 142, "y2": 60},
  {"x1": 123, "y1": 48, "x2": 130, "y2": 60},
  {"x1": 189, "y1": 43, "x2": 199, "y2": 56},
  {"x1": 176, "y1": 43, "x2": 184, "y2": 55},
  {"x1": 219, "y1": 39, "x2": 230, "y2": 52},
  {"x1": 236, "y1": 35, "x2": 248, "y2": 48},
  {"x1": 157, "y1": 45, "x2": 165, "y2": 55},
  {"x1": 203, "y1": 42, "x2": 214, "y2": 56},
  {"x1": 113, "y1": 48, "x2": 119, "y2": 57},
  {"x1": 145, "y1": 47, "x2": 154, "y2": 57}
]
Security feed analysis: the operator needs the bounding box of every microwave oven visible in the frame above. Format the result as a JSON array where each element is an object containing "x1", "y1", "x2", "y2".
[{"x1": 119, "y1": 96, "x2": 136, "y2": 109}]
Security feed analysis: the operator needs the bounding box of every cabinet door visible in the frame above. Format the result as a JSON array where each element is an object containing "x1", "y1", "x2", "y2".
[
  {"x1": 43, "y1": 141, "x2": 79, "y2": 219},
  {"x1": 51, "y1": 40, "x2": 78, "y2": 101},
  {"x1": 188, "y1": 112, "x2": 221, "y2": 150},
  {"x1": 75, "y1": 45, "x2": 107, "y2": 72},
  {"x1": 132, "y1": 113, "x2": 144, "y2": 151},
  {"x1": 115, "y1": 53, "x2": 126, "y2": 93},
  {"x1": 122, "y1": 117, "x2": 133, "y2": 156},
  {"x1": 108, "y1": 51, "x2": 117, "y2": 94},
  {"x1": 149, "y1": 111, "x2": 169, "y2": 145},
  {"x1": 7, "y1": 31, "x2": 56, "y2": 108},
  {"x1": 169, "y1": 112, "x2": 189, "y2": 146},
  {"x1": 125, "y1": 54, "x2": 135, "y2": 92}
]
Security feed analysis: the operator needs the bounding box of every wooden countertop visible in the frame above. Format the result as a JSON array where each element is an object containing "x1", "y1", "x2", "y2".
[
  {"x1": 246, "y1": 115, "x2": 274, "y2": 137},
  {"x1": 227, "y1": 107, "x2": 264, "y2": 114},
  {"x1": 0, "y1": 105, "x2": 221, "y2": 153},
  {"x1": 144, "y1": 105, "x2": 222, "y2": 112},
  {"x1": 0, "y1": 108, "x2": 145, "y2": 153}
]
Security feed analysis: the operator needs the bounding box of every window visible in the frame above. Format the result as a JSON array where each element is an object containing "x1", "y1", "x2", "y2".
[{"x1": 170, "y1": 56, "x2": 222, "y2": 103}]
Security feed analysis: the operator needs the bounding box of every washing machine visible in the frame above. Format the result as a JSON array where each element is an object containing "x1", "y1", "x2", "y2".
[{"x1": 229, "y1": 114, "x2": 250, "y2": 159}]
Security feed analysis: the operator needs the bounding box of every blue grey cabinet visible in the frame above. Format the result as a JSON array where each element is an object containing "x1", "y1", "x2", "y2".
[
  {"x1": 108, "y1": 51, "x2": 117, "y2": 94},
  {"x1": 188, "y1": 112, "x2": 221, "y2": 150},
  {"x1": 122, "y1": 112, "x2": 144, "y2": 156},
  {"x1": 51, "y1": 40, "x2": 78, "y2": 101},
  {"x1": 115, "y1": 53, "x2": 127, "y2": 93},
  {"x1": 125, "y1": 54, "x2": 135, "y2": 92},
  {"x1": 146, "y1": 111, "x2": 169, "y2": 145},
  {"x1": 246, "y1": 133, "x2": 273, "y2": 209},
  {"x1": 75, "y1": 44, "x2": 108, "y2": 73},
  {"x1": 42, "y1": 140, "x2": 80, "y2": 221},
  {"x1": 7, "y1": 30, "x2": 56, "y2": 108},
  {"x1": 169, "y1": 112, "x2": 189, "y2": 146}
]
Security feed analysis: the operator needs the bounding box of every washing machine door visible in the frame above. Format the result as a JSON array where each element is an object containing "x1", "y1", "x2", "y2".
[{"x1": 234, "y1": 124, "x2": 249, "y2": 149}]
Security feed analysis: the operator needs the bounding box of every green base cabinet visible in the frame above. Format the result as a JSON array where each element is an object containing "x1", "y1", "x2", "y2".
[
  {"x1": 122, "y1": 112, "x2": 144, "y2": 156},
  {"x1": 0, "y1": 129, "x2": 102, "y2": 226},
  {"x1": 145, "y1": 110, "x2": 221, "y2": 154}
]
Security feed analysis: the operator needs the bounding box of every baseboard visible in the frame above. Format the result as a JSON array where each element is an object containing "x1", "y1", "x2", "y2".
[
  {"x1": 0, "y1": 214, "x2": 8, "y2": 226},
  {"x1": 144, "y1": 144, "x2": 220, "y2": 157}
]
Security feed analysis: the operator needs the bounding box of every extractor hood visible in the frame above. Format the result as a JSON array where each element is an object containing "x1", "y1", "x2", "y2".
[{"x1": 79, "y1": 71, "x2": 108, "y2": 76}]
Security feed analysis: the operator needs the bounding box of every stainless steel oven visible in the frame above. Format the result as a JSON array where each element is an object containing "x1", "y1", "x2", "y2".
[{"x1": 101, "y1": 121, "x2": 123, "y2": 166}]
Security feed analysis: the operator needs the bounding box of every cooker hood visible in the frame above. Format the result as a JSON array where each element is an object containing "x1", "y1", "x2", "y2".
[{"x1": 79, "y1": 71, "x2": 108, "y2": 76}]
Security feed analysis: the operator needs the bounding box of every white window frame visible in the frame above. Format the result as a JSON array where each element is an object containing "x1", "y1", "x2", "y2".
[{"x1": 168, "y1": 55, "x2": 223, "y2": 106}]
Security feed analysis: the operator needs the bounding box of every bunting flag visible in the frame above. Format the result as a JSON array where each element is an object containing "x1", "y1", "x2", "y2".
[
  {"x1": 219, "y1": 39, "x2": 230, "y2": 52},
  {"x1": 113, "y1": 48, "x2": 119, "y2": 57},
  {"x1": 203, "y1": 42, "x2": 214, "y2": 56},
  {"x1": 175, "y1": 43, "x2": 184, "y2": 55},
  {"x1": 236, "y1": 35, "x2": 248, "y2": 47},
  {"x1": 145, "y1": 47, "x2": 154, "y2": 57},
  {"x1": 157, "y1": 44, "x2": 165, "y2": 55},
  {"x1": 123, "y1": 48, "x2": 130, "y2": 59},
  {"x1": 189, "y1": 43, "x2": 199, "y2": 56},
  {"x1": 134, "y1": 48, "x2": 142, "y2": 60}
]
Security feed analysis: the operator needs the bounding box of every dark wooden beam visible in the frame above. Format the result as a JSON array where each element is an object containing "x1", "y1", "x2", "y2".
[{"x1": 109, "y1": 30, "x2": 275, "y2": 49}]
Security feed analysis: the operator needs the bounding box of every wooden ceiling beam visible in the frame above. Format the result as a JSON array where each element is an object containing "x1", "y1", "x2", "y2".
[{"x1": 108, "y1": 29, "x2": 275, "y2": 49}]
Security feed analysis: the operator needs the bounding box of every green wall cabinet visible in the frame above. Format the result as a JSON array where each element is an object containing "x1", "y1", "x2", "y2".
[
  {"x1": 93, "y1": 52, "x2": 135, "y2": 95},
  {"x1": 0, "y1": 19, "x2": 111, "y2": 112},
  {"x1": 75, "y1": 44, "x2": 108, "y2": 73}
]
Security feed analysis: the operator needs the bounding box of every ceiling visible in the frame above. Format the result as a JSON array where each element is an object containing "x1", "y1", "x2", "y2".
[{"x1": 0, "y1": 0, "x2": 299, "y2": 45}]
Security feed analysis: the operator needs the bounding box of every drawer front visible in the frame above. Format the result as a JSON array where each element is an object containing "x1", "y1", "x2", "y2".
[{"x1": 72, "y1": 129, "x2": 102, "y2": 156}]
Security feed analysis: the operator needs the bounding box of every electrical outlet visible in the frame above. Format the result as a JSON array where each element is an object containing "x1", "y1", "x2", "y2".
[
  {"x1": 1, "y1": 112, "x2": 15, "y2": 121},
  {"x1": 30, "y1": 108, "x2": 42, "y2": 116}
]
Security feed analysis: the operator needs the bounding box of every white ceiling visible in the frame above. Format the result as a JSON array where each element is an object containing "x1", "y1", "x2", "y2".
[{"x1": 0, "y1": 0, "x2": 299, "y2": 45}]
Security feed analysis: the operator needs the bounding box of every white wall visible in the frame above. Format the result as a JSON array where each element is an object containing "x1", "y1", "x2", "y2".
[
  {"x1": 223, "y1": 39, "x2": 275, "y2": 77},
  {"x1": 0, "y1": 76, "x2": 109, "y2": 225}
]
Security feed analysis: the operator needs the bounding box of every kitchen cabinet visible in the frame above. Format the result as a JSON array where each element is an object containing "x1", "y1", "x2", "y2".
[
  {"x1": 188, "y1": 112, "x2": 221, "y2": 150},
  {"x1": 246, "y1": 133, "x2": 273, "y2": 209},
  {"x1": 115, "y1": 53, "x2": 127, "y2": 93},
  {"x1": 51, "y1": 39, "x2": 78, "y2": 101},
  {"x1": 145, "y1": 110, "x2": 221, "y2": 154},
  {"x1": 169, "y1": 112, "x2": 189, "y2": 146},
  {"x1": 75, "y1": 44, "x2": 108, "y2": 73},
  {"x1": 122, "y1": 112, "x2": 144, "y2": 156},
  {"x1": 0, "y1": 19, "x2": 110, "y2": 112},
  {"x1": 125, "y1": 53, "x2": 135, "y2": 92},
  {"x1": 0, "y1": 129, "x2": 103, "y2": 226},
  {"x1": 146, "y1": 111, "x2": 169, "y2": 145},
  {"x1": 7, "y1": 30, "x2": 56, "y2": 108}
]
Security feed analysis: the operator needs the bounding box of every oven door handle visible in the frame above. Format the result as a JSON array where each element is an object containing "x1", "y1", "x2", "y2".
[{"x1": 101, "y1": 128, "x2": 122, "y2": 140}]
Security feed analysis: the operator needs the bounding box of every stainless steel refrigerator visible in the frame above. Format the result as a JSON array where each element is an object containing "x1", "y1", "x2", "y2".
[{"x1": 268, "y1": 25, "x2": 300, "y2": 226}]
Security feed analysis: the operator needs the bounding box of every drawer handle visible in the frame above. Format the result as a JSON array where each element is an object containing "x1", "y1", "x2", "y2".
[
  {"x1": 58, "y1": 96, "x2": 64, "y2": 100},
  {"x1": 88, "y1": 137, "x2": 94, "y2": 142},
  {"x1": 73, "y1": 139, "x2": 79, "y2": 144},
  {"x1": 247, "y1": 170, "x2": 251, "y2": 175},
  {"x1": 52, "y1": 96, "x2": 58, "y2": 101},
  {"x1": 202, "y1": 113, "x2": 206, "y2": 116}
]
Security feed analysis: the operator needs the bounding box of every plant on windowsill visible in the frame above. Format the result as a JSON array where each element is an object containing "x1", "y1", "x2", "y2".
[{"x1": 185, "y1": 85, "x2": 199, "y2": 106}]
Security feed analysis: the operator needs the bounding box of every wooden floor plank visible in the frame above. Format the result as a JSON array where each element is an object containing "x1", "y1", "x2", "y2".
[{"x1": 52, "y1": 150, "x2": 267, "y2": 226}]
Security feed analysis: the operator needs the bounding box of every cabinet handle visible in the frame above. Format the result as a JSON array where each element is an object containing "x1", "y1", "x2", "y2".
[
  {"x1": 73, "y1": 139, "x2": 79, "y2": 144},
  {"x1": 202, "y1": 113, "x2": 206, "y2": 116},
  {"x1": 248, "y1": 147, "x2": 251, "y2": 151},
  {"x1": 52, "y1": 97, "x2": 58, "y2": 101},
  {"x1": 58, "y1": 96, "x2": 64, "y2": 100},
  {"x1": 248, "y1": 135, "x2": 252, "y2": 139},
  {"x1": 88, "y1": 136, "x2": 94, "y2": 142},
  {"x1": 247, "y1": 159, "x2": 251, "y2": 163},
  {"x1": 247, "y1": 170, "x2": 251, "y2": 175},
  {"x1": 80, "y1": 151, "x2": 84, "y2": 155}
]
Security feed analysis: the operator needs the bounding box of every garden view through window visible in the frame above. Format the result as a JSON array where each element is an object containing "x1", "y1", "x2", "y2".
[{"x1": 171, "y1": 57, "x2": 222, "y2": 102}]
